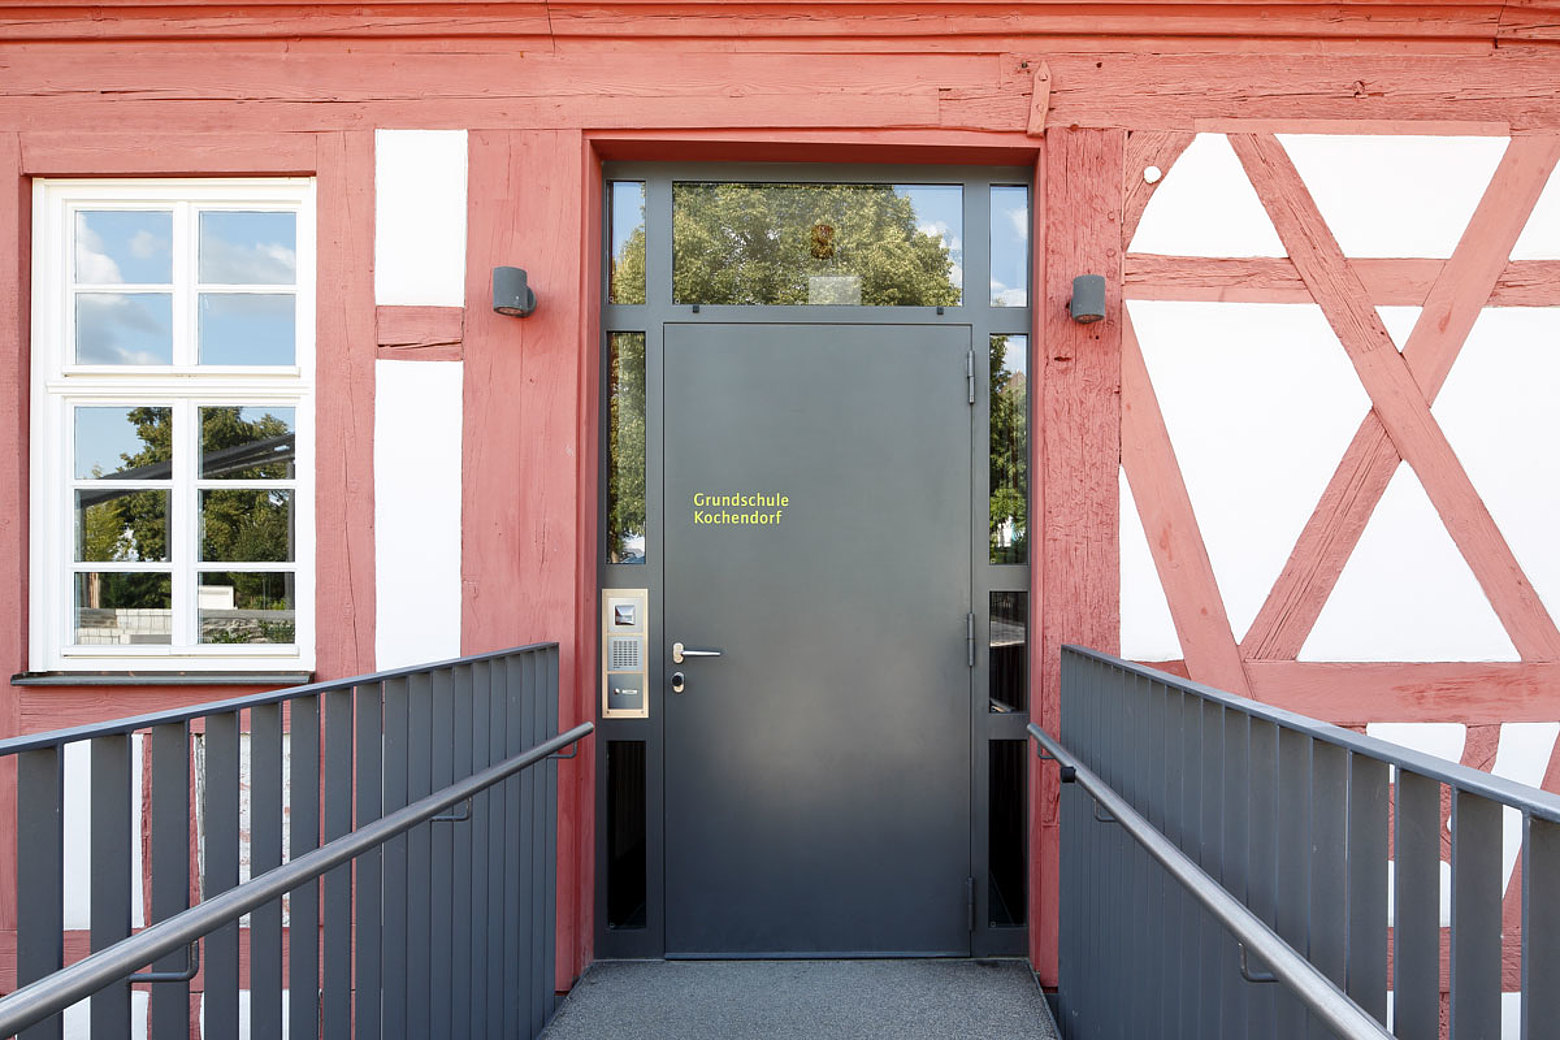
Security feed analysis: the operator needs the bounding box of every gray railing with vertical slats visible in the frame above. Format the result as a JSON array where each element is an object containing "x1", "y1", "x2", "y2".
[
  {"x1": 1039, "y1": 646, "x2": 1560, "y2": 1040},
  {"x1": 0, "y1": 643, "x2": 584, "y2": 1040}
]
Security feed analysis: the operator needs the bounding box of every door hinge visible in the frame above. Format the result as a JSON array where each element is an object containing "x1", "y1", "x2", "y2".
[
  {"x1": 966, "y1": 876, "x2": 976, "y2": 933},
  {"x1": 966, "y1": 612, "x2": 976, "y2": 668},
  {"x1": 966, "y1": 349, "x2": 976, "y2": 405}
]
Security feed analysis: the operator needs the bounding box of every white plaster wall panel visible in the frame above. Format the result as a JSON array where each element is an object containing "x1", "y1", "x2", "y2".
[
  {"x1": 374, "y1": 129, "x2": 469, "y2": 306},
  {"x1": 1128, "y1": 134, "x2": 1286, "y2": 257},
  {"x1": 62, "y1": 741, "x2": 90, "y2": 929},
  {"x1": 1371, "y1": 722, "x2": 1464, "y2": 928},
  {"x1": 1490, "y1": 722, "x2": 1560, "y2": 894},
  {"x1": 1375, "y1": 305, "x2": 1422, "y2": 351},
  {"x1": 1278, "y1": 135, "x2": 1509, "y2": 259},
  {"x1": 375, "y1": 360, "x2": 464, "y2": 669},
  {"x1": 1432, "y1": 307, "x2": 1560, "y2": 623},
  {"x1": 1119, "y1": 468, "x2": 1183, "y2": 661},
  {"x1": 1303, "y1": 464, "x2": 1517, "y2": 662},
  {"x1": 1502, "y1": 992, "x2": 1521, "y2": 1040},
  {"x1": 1129, "y1": 300, "x2": 1371, "y2": 642},
  {"x1": 1511, "y1": 160, "x2": 1560, "y2": 259}
]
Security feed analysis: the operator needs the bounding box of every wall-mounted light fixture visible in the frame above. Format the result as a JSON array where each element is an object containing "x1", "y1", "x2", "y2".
[
  {"x1": 1068, "y1": 274, "x2": 1106, "y2": 324},
  {"x1": 492, "y1": 266, "x2": 537, "y2": 318}
]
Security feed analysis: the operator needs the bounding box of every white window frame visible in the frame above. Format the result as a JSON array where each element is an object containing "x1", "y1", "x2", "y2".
[{"x1": 30, "y1": 178, "x2": 317, "y2": 673}]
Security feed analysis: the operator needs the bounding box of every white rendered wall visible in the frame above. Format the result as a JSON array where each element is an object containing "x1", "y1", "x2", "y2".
[
  {"x1": 1123, "y1": 133, "x2": 1558, "y2": 665},
  {"x1": 374, "y1": 130, "x2": 469, "y2": 307},
  {"x1": 374, "y1": 360, "x2": 464, "y2": 669}
]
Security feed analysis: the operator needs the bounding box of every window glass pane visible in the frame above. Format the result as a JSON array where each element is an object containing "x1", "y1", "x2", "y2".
[
  {"x1": 74, "y1": 572, "x2": 172, "y2": 645},
  {"x1": 75, "y1": 406, "x2": 172, "y2": 479},
  {"x1": 200, "y1": 489, "x2": 294, "y2": 562},
  {"x1": 199, "y1": 293, "x2": 295, "y2": 365},
  {"x1": 75, "y1": 210, "x2": 172, "y2": 284},
  {"x1": 989, "y1": 591, "x2": 1028, "y2": 714},
  {"x1": 201, "y1": 406, "x2": 296, "y2": 479},
  {"x1": 607, "y1": 332, "x2": 646, "y2": 564},
  {"x1": 75, "y1": 293, "x2": 173, "y2": 365},
  {"x1": 199, "y1": 211, "x2": 297, "y2": 285},
  {"x1": 990, "y1": 185, "x2": 1030, "y2": 307},
  {"x1": 608, "y1": 182, "x2": 647, "y2": 305},
  {"x1": 76, "y1": 489, "x2": 170, "y2": 562},
  {"x1": 671, "y1": 182, "x2": 962, "y2": 306},
  {"x1": 199, "y1": 572, "x2": 296, "y2": 644},
  {"x1": 990, "y1": 333, "x2": 1029, "y2": 563}
]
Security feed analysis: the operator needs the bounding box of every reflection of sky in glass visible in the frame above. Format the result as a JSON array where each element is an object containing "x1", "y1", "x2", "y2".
[
  {"x1": 75, "y1": 293, "x2": 173, "y2": 365},
  {"x1": 610, "y1": 182, "x2": 645, "y2": 262},
  {"x1": 75, "y1": 210, "x2": 172, "y2": 285},
  {"x1": 898, "y1": 185, "x2": 964, "y2": 296},
  {"x1": 199, "y1": 211, "x2": 297, "y2": 285},
  {"x1": 75, "y1": 406, "x2": 170, "y2": 478},
  {"x1": 997, "y1": 333, "x2": 1028, "y2": 378},
  {"x1": 991, "y1": 186, "x2": 1030, "y2": 307},
  {"x1": 199, "y1": 294, "x2": 295, "y2": 365}
]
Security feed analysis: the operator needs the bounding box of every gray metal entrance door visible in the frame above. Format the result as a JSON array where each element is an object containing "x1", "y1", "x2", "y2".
[{"x1": 663, "y1": 322, "x2": 973, "y2": 956}]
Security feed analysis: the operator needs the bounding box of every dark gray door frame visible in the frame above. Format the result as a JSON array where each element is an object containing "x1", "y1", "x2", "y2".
[{"x1": 597, "y1": 162, "x2": 1034, "y2": 959}]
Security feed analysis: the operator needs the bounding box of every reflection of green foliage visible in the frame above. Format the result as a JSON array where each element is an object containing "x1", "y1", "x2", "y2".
[
  {"x1": 202, "y1": 489, "x2": 292, "y2": 562},
  {"x1": 665, "y1": 184, "x2": 960, "y2": 306},
  {"x1": 200, "y1": 406, "x2": 294, "y2": 479},
  {"x1": 611, "y1": 224, "x2": 647, "y2": 305},
  {"x1": 607, "y1": 333, "x2": 646, "y2": 562},
  {"x1": 990, "y1": 335, "x2": 1028, "y2": 563}
]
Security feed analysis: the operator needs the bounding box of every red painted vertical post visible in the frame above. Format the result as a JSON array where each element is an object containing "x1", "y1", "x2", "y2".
[
  {"x1": 461, "y1": 129, "x2": 593, "y2": 991},
  {"x1": 314, "y1": 130, "x2": 378, "y2": 680},
  {"x1": 0, "y1": 132, "x2": 27, "y2": 977},
  {"x1": 1031, "y1": 127, "x2": 1124, "y2": 983}
]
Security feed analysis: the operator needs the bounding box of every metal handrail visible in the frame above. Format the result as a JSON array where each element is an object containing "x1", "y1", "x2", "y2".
[
  {"x1": 1063, "y1": 645, "x2": 1560, "y2": 823},
  {"x1": 0, "y1": 721, "x2": 594, "y2": 1037},
  {"x1": 1029, "y1": 721, "x2": 1395, "y2": 1040},
  {"x1": 0, "y1": 641, "x2": 558, "y2": 755}
]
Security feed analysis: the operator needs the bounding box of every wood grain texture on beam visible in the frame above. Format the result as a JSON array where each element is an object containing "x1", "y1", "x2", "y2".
[
  {"x1": 375, "y1": 305, "x2": 464, "y2": 360},
  {"x1": 1120, "y1": 313, "x2": 1249, "y2": 695},
  {"x1": 314, "y1": 131, "x2": 377, "y2": 680},
  {"x1": 19, "y1": 131, "x2": 316, "y2": 175},
  {"x1": 1120, "y1": 130, "x2": 1194, "y2": 245},
  {"x1": 1125, "y1": 256, "x2": 1560, "y2": 306},
  {"x1": 1243, "y1": 662, "x2": 1560, "y2": 725},
  {"x1": 1230, "y1": 132, "x2": 1560, "y2": 661},
  {"x1": 1032, "y1": 127, "x2": 1124, "y2": 982},
  {"x1": 0, "y1": 132, "x2": 26, "y2": 939},
  {"x1": 0, "y1": 3, "x2": 1520, "y2": 45},
  {"x1": 1046, "y1": 52, "x2": 1560, "y2": 132},
  {"x1": 1238, "y1": 135, "x2": 1560, "y2": 661}
]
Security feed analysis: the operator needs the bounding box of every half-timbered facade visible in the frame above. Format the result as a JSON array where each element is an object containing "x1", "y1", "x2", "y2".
[{"x1": 2, "y1": 0, "x2": 1559, "y2": 1025}]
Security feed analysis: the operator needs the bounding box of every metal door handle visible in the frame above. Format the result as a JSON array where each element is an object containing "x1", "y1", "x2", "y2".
[{"x1": 672, "y1": 641, "x2": 723, "y2": 665}]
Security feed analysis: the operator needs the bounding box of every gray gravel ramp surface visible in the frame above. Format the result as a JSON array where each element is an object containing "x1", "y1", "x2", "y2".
[{"x1": 539, "y1": 958, "x2": 1059, "y2": 1040}]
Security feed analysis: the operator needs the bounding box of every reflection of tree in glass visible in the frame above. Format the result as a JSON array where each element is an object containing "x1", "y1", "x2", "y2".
[
  {"x1": 659, "y1": 184, "x2": 960, "y2": 306},
  {"x1": 607, "y1": 333, "x2": 646, "y2": 562},
  {"x1": 990, "y1": 335, "x2": 1028, "y2": 563}
]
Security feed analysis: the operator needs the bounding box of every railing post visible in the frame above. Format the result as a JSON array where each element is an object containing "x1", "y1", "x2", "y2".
[
  {"x1": 288, "y1": 695, "x2": 321, "y2": 1040},
  {"x1": 251, "y1": 703, "x2": 285, "y2": 1039},
  {"x1": 354, "y1": 682, "x2": 385, "y2": 1040},
  {"x1": 17, "y1": 747, "x2": 64, "y2": 1040},
  {"x1": 148, "y1": 723, "x2": 191, "y2": 1039},
  {"x1": 203, "y1": 712, "x2": 241, "y2": 1038},
  {"x1": 88, "y1": 735, "x2": 132, "y2": 1040}
]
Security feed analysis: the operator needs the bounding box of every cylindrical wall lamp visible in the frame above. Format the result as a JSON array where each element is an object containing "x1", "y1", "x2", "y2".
[
  {"x1": 492, "y1": 266, "x2": 537, "y2": 317},
  {"x1": 1068, "y1": 274, "x2": 1106, "y2": 324}
]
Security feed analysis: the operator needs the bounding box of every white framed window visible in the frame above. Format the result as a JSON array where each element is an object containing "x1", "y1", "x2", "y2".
[{"x1": 30, "y1": 179, "x2": 316, "y2": 673}]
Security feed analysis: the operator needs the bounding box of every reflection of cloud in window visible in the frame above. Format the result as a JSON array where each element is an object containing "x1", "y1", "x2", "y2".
[
  {"x1": 200, "y1": 238, "x2": 297, "y2": 284},
  {"x1": 129, "y1": 230, "x2": 165, "y2": 259},
  {"x1": 1007, "y1": 206, "x2": 1029, "y2": 240},
  {"x1": 75, "y1": 227, "x2": 124, "y2": 285},
  {"x1": 76, "y1": 294, "x2": 172, "y2": 365}
]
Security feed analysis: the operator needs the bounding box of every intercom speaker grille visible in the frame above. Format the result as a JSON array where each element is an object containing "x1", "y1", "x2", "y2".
[{"x1": 609, "y1": 637, "x2": 643, "y2": 671}]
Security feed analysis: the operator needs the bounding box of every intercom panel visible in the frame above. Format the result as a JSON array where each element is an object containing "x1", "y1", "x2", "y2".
[{"x1": 601, "y1": 588, "x2": 649, "y2": 719}]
